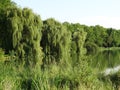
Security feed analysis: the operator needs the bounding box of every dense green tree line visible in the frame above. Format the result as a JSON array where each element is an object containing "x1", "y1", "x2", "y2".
[
  {"x1": 0, "y1": 7, "x2": 120, "y2": 65},
  {"x1": 63, "y1": 22, "x2": 120, "y2": 53},
  {"x1": 0, "y1": 0, "x2": 120, "y2": 65},
  {"x1": 84, "y1": 25, "x2": 120, "y2": 48},
  {"x1": 0, "y1": 7, "x2": 86, "y2": 66}
]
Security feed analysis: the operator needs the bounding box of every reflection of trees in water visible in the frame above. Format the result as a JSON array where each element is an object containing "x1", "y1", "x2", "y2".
[{"x1": 91, "y1": 50, "x2": 120, "y2": 70}]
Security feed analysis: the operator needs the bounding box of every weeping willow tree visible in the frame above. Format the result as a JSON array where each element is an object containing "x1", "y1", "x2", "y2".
[
  {"x1": 0, "y1": 7, "x2": 43, "y2": 65},
  {"x1": 63, "y1": 23, "x2": 87, "y2": 65},
  {"x1": 41, "y1": 18, "x2": 71, "y2": 64},
  {"x1": 0, "y1": 0, "x2": 16, "y2": 10},
  {"x1": 71, "y1": 31, "x2": 87, "y2": 62}
]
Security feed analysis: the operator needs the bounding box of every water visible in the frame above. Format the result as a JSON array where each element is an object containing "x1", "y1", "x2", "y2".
[
  {"x1": 103, "y1": 65, "x2": 120, "y2": 76},
  {"x1": 91, "y1": 50, "x2": 120, "y2": 75}
]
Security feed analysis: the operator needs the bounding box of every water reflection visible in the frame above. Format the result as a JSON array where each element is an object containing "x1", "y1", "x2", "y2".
[
  {"x1": 91, "y1": 50, "x2": 120, "y2": 71},
  {"x1": 103, "y1": 65, "x2": 120, "y2": 76}
]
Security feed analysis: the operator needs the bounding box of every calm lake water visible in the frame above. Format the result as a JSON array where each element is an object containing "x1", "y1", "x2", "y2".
[{"x1": 91, "y1": 50, "x2": 120, "y2": 75}]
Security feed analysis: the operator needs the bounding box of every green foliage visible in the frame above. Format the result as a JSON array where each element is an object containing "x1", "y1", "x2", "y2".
[
  {"x1": 0, "y1": 7, "x2": 43, "y2": 65},
  {"x1": 112, "y1": 30, "x2": 120, "y2": 46},
  {"x1": 71, "y1": 30, "x2": 87, "y2": 65},
  {"x1": 41, "y1": 18, "x2": 71, "y2": 64},
  {"x1": 85, "y1": 42, "x2": 98, "y2": 54},
  {"x1": 0, "y1": 2, "x2": 119, "y2": 90},
  {"x1": 63, "y1": 23, "x2": 87, "y2": 65},
  {"x1": 0, "y1": 48, "x2": 5, "y2": 61},
  {"x1": 63, "y1": 22, "x2": 84, "y2": 33},
  {"x1": 0, "y1": 57, "x2": 114, "y2": 90},
  {"x1": 85, "y1": 25, "x2": 120, "y2": 48},
  {"x1": 0, "y1": 0, "x2": 16, "y2": 10},
  {"x1": 85, "y1": 25, "x2": 107, "y2": 47},
  {"x1": 72, "y1": 31, "x2": 87, "y2": 55},
  {"x1": 109, "y1": 71, "x2": 120, "y2": 89}
]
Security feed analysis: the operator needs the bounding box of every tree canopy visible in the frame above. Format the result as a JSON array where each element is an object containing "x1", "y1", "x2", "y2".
[
  {"x1": 41, "y1": 18, "x2": 71, "y2": 64},
  {"x1": 0, "y1": 7, "x2": 43, "y2": 65},
  {"x1": 0, "y1": 0, "x2": 16, "y2": 10}
]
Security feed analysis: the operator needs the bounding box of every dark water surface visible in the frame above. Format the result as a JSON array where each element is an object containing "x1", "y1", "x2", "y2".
[{"x1": 91, "y1": 50, "x2": 120, "y2": 72}]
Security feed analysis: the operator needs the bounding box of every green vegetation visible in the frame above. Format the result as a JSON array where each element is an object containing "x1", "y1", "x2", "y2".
[
  {"x1": 41, "y1": 18, "x2": 71, "y2": 65},
  {"x1": 0, "y1": 0, "x2": 120, "y2": 90},
  {"x1": 84, "y1": 25, "x2": 120, "y2": 48},
  {"x1": 0, "y1": 7, "x2": 43, "y2": 66}
]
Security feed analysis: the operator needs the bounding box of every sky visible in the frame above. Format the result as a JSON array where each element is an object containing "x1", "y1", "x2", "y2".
[{"x1": 12, "y1": 0, "x2": 120, "y2": 29}]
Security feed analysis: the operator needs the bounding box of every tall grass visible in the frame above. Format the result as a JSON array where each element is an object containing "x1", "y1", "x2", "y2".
[
  {"x1": 0, "y1": 63, "x2": 114, "y2": 89},
  {"x1": 0, "y1": 49, "x2": 114, "y2": 90}
]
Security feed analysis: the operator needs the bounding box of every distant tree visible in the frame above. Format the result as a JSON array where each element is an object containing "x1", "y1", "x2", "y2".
[
  {"x1": 93, "y1": 25, "x2": 107, "y2": 47},
  {"x1": 112, "y1": 30, "x2": 120, "y2": 46},
  {"x1": 85, "y1": 26, "x2": 96, "y2": 43},
  {"x1": 63, "y1": 22, "x2": 84, "y2": 33},
  {"x1": 106, "y1": 28, "x2": 114, "y2": 47},
  {"x1": 85, "y1": 25, "x2": 109, "y2": 47}
]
